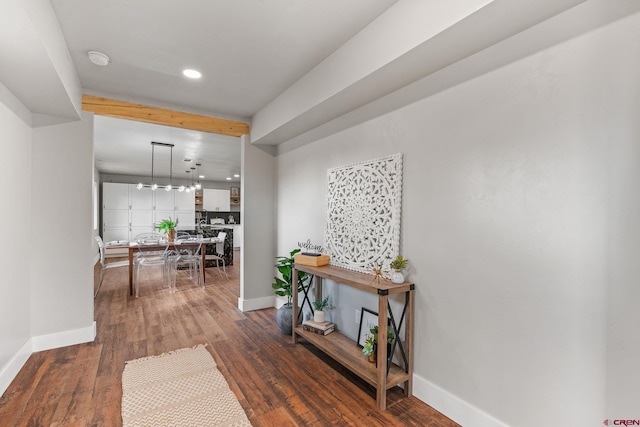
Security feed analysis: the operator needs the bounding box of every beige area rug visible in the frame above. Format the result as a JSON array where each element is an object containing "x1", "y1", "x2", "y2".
[{"x1": 122, "y1": 344, "x2": 251, "y2": 426}]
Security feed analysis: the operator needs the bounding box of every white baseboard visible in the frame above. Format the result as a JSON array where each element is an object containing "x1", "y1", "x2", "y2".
[
  {"x1": 0, "y1": 323, "x2": 97, "y2": 398},
  {"x1": 413, "y1": 373, "x2": 510, "y2": 427},
  {"x1": 0, "y1": 339, "x2": 32, "y2": 398},
  {"x1": 31, "y1": 322, "x2": 97, "y2": 352},
  {"x1": 238, "y1": 295, "x2": 274, "y2": 312}
]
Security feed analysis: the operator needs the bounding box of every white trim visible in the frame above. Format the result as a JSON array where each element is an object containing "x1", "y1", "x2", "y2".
[
  {"x1": 238, "y1": 295, "x2": 274, "y2": 312},
  {"x1": 0, "y1": 323, "x2": 97, "y2": 397},
  {"x1": 413, "y1": 373, "x2": 510, "y2": 427},
  {"x1": 31, "y1": 322, "x2": 96, "y2": 352},
  {"x1": 0, "y1": 339, "x2": 32, "y2": 397}
]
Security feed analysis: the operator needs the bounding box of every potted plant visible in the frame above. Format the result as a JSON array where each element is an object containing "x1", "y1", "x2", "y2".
[
  {"x1": 369, "y1": 325, "x2": 395, "y2": 367},
  {"x1": 272, "y1": 248, "x2": 310, "y2": 334},
  {"x1": 157, "y1": 217, "x2": 178, "y2": 242},
  {"x1": 312, "y1": 296, "x2": 329, "y2": 323},
  {"x1": 362, "y1": 336, "x2": 376, "y2": 363},
  {"x1": 389, "y1": 255, "x2": 408, "y2": 284}
]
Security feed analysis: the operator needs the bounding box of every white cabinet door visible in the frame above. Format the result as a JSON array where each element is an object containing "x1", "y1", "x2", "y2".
[
  {"x1": 103, "y1": 183, "x2": 129, "y2": 210},
  {"x1": 131, "y1": 210, "x2": 153, "y2": 228},
  {"x1": 203, "y1": 189, "x2": 230, "y2": 211},
  {"x1": 175, "y1": 210, "x2": 195, "y2": 229},
  {"x1": 174, "y1": 191, "x2": 195, "y2": 210},
  {"x1": 174, "y1": 191, "x2": 195, "y2": 228},
  {"x1": 130, "y1": 186, "x2": 153, "y2": 210},
  {"x1": 103, "y1": 210, "x2": 129, "y2": 228},
  {"x1": 103, "y1": 209, "x2": 129, "y2": 243},
  {"x1": 154, "y1": 190, "x2": 175, "y2": 211}
]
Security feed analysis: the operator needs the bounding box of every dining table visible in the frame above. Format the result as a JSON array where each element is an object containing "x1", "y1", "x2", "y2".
[{"x1": 106, "y1": 238, "x2": 222, "y2": 295}]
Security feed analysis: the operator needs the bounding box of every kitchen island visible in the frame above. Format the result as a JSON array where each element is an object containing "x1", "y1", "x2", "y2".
[{"x1": 197, "y1": 223, "x2": 241, "y2": 250}]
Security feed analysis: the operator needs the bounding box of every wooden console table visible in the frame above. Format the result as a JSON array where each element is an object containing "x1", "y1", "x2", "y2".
[{"x1": 292, "y1": 264, "x2": 414, "y2": 411}]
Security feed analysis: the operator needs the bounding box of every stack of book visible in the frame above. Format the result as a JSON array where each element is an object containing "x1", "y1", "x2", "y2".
[{"x1": 302, "y1": 320, "x2": 335, "y2": 335}]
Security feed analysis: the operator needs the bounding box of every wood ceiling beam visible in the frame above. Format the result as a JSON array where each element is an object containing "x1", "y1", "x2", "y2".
[{"x1": 82, "y1": 94, "x2": 250, "y2": 137}]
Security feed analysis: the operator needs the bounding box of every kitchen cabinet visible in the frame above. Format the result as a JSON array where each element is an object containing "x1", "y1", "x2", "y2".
[
  {"x1": 101, "y1": 182, "x2": 195, "y2": 241},
  {"x1": 103, "y1": 183, "x2": 129, "y2": 242},
  {"x1": 128, "y1": 208, "x2": 154, "y2": 240},
  {"x1": 174, "y1": 191, "x2": 195, "y2": 228},
  {"x1": 175, "y1": 190, "x2": 195, "y2": 211},
  {"x1": 103, "y1": 207, "x2": 128, "y2": 229},
  {"x1": 102, "y1": 209, "x2": 129, "y2": 243},
  {"x1": 153, "y1": 190, "x2": 175, "y2": 211},
  {"x1": 129, "y1": 185, "x2": 153, "y2": 210},
  {"x1": 103, "y1": 183, "x2": 129, "y2": 210},
  {"x1": 203, "y1": 189, "x2": 230, "y2": 211},
  {"x1": 131, "y1": 210, "x2": 153, "y2": 228},
  {"x1": 175, "y1": 210, "x2": 195, "y2": 229}
]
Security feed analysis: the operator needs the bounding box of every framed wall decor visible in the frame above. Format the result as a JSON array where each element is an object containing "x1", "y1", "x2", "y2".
[
  {"x1": 230, "y1": 187, "x2": 240, "y2": 197},
  {"x1": 357, "y1": 308, "x2": 380, "y2": 348},
  {"x1": 324, "y1": 153, "x2": 403, "y2": 274}
]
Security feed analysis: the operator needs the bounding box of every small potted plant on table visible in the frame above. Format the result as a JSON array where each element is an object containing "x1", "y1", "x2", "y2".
[
  {"x1": 157, "y1": 217, "x2": 178, "y2": 242},
  {"x1": 389, "y1": 255, "x2": 408, "y2": 284},
  {"x1": 364, "y1": 326, "x2": 395, "y2": 367},
  {"x1": 362, "y1": 336, "x2": 376, "y2": 363},
  {"x1": 312, "y1": 296, "x2": 329, "y2": 323}
]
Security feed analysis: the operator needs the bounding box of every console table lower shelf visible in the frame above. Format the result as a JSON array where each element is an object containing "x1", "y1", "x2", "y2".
[
  {"x1": 292, "y1": 263, "x2": 414, "y2": 410},
  {"x1": 294, "y1": 327, "x2": 411, "y2": 390}
]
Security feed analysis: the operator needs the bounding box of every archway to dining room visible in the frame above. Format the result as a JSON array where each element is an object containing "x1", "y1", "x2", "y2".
[{"x1": 86, "y1": 95, "x2": 250, "y2": 307}]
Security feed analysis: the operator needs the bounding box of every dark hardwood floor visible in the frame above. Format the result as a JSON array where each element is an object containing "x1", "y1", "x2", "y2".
[{"x1": 0, "y1": 250, "x2": 458, "y2": 426}]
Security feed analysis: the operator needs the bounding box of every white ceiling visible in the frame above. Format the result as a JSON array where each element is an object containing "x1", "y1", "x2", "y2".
[
  {"x1": 8, "y1": 0, "x2": 616, "y2": 181},
  {"x1": 94, "y1": 116, "x2": 241, "y2": 182},
  {"x1": 50, "y1": 0, "x2": 398, "y2": 180}
]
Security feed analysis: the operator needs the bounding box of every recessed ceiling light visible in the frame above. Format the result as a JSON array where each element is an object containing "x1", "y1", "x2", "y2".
[
  {"x1": 234, "y1": 174, "x2": 240, "y2": 178},
  {"x1": 182, "y1": 69, "x2": 202, "y2": 79},
  {"x1": 199, "y1": 175, "x2": 205, "y2": 179},
  {"x1": 88, "y1": 51, "x2": 110, "y2": 66},
  {"x1": 226, "y1": 177, "x2": 232, "y2": 181}
]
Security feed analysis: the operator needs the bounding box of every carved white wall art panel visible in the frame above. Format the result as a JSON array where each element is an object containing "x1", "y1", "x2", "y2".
[{"x1": 324, "y1": 153, "x2": 402, "y2": 274}]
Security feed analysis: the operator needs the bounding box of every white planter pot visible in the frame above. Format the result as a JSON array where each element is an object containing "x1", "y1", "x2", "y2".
[
  {"x1": 390, "y1": 270, "x2": 405, "y2": 284},
  {"x1": 314, "y1": 310, "x2": 325, "y2": 323}
]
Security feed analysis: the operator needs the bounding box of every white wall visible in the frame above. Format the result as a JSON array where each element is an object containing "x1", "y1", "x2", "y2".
[
  {"x1": 0, "y1": 104, "x2": 96, "y2": 396},
  {"x1": 0, "y1": 84, "x2": 33, "y2": 395},
  {"x1": 30, "y1": 112, "x2": 95, "y2": 344},
  {"x1": 604, "y1": 16, "x2": 640, "y2": 416},
  {"x1": 239, "y1": 136, "x2": 277, "y2": 310},
  {"x1": 275, "y1": 12, "x2": 640, "y2": 427}
]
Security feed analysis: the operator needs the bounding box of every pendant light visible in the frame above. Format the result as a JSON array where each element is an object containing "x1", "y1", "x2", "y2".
[
  {"x1": 165, "y1": 144, "x2": 173, "y2": 191},
  {"x1": 189, "y1": 167, "x2": 196, "y2": 192},
  {"x1": 150, "y1": 142, "x2": 158, "y2": 190},
  {"x1": 136, "y1": 142, "x2": 175, "y2": 190},
  {"x1": 195, "y1": 163, "x2": 202, "y2": 190},
  {"x1": 184, "y1": 170, "x2": 192, "y2": 193}
]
